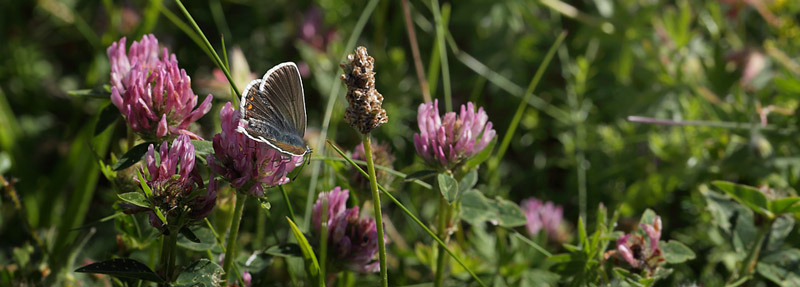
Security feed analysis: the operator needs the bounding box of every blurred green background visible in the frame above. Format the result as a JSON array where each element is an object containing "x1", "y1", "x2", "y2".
[{"x1": 3, "y1": 0, "x2": 800, "y2": 285}]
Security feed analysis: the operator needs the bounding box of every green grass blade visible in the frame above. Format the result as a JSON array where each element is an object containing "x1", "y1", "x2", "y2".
[
  {"x1": 309, "y1": 156, "x2": 432, "y2": 190},
  {"x1": 327, "y1": 140, "x2": 486, "y2": 287},
  {"x1": 431, "y1": 1, "x2": 451, "y2": 111},
  {"x1": 173, "y1": 0, "x2": 240, "y2": 105},
  {"x1": 488, "y1": 32, "x2": 567, "y2": 177},
  {"x1": 286, "y1": 217, "x2": 322, "y2": 285},
  {"x1": 510, "y1": 230, "x2": 552, "y2": 257},
  {"x1": 159, "y1": 6, "x2": 215, "y2": 61}
]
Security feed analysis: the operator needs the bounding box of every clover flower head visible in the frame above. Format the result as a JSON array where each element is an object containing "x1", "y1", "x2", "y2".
[
  {"x1": 521, "y1": 197, "x2": 564, "y2": 242},
  {"x1": 311, "y1": 187, "x2": 387, "y2": 273},
  {"x1": 207, "y1": 102, "x2": 303, "y2": 197},
  {"x1": 606, "y1": 216, "x2": 664, "y2": 275},
  {"x1": 108, "y1": 34, "x2": 212, "y2": 140},
  {"x1": 123, "y1": 135, "x2": 215, "y2": 229},
  {"x1": 413, "y1": 99, "x2": 495, "y2": 169}
]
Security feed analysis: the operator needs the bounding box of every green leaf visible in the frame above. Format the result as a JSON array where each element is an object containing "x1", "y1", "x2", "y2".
[
  {"x1": 285, "y1": 217, "x2": 320, "y2": 283},
  {"x1": 173, "y1": 259, "x2": 223, "y2": 287},
  {"x1": 191, "y1": 140, "x2": 213, "y2": 160},
  {"x1": 75, "y1": 258, "x2": 164, "y2": 283},
  {"x1": 770, "y1": 197, "x2": 800, "y2": 215},
  {"x1": 118, "y1": 192, "x2": 149, "y2": 208},
  {"x1": 179, "y1": 226, "x2": 200, "y2": 243},
  {"x1": 177, "y1": 227, "x2": 217, "y2": 251},
  {"x1": 577, "y1": 216, "x2": 588, "y2": 251},
  {"x1": 464, "y1": 139, "x2": 495, "y2": 170},
  {"x1": 113, "y1": 142, "x2": 153, "y2": 171},
  {"x1": 712, "y1": 181, "x2": 771, "y2": 216},
  {"x1": 265, "y1": 244, "x2": 303, "y2": 258},
  {"x1": 437, "y1": 173, "x2": 459, "y2": 204},
  {"x1": 460, "y1": 189, "x2": 526, "y2": 227},
  {"x1": 404, "y1": 169, "x2": 438, "y2": 182},
  {"x1": 94, "y1": 103, "x2": 119, "y2": 136},
  {"x1": 458, "y1": 169, "x2": 478, "y2": 195},
  {"x1": 136, "y1": 170, "x2": 153, "y2": 199},
  {"x1": 68, "y1": 85, "x2": 111, "y2": 98},
  {"x1": 639, "y1": 209, "x2": 657, "y2": 226},
  {"x1": 660, "y1": 240, "x2": 695, "y2": 264},
  {"x1": 757, "y1": 249, "x2": 800, "y2": 286}
]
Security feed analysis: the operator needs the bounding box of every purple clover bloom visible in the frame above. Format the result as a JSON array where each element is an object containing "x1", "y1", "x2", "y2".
[
  {"x1": 608, "y1": 216, "x2": 664, "y2": 273},
  {"x1": 413, "y1": 99, "x2": 496, "y2": 169},
  {"x1": 108, "y1": 34, "x2": 212, "y2": 140},
  {"x1": 124, "y1": 135, "x2": 215, "y2": 229},
  {"x1": 312, "y1": 187, "x2": 386, "y2": 273},
  {"x1": 207, "y1": 102, "x2": 303, "y2": 197},
  {"x1": 521, "y1": 197, "x2": 564, "y2": 241}
]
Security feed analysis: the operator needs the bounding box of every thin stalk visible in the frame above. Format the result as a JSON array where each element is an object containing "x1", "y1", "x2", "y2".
[
  {"x1": 223, "y1": 192, "x2": 247, "y2": 281},
  {"x1": 220, "y1": 34, "x2": 236, "y2": 104},
  {"x1": 303, "y1": 0, "x2": 380, "y2": 229},
  {"x1": 327, "y1": 140, "x2": 486, "y2": 287},
  {"x1": 431, "y1": 0, "x2": 451, "y2": 112},
  {"x1": 488, "y1": 31, "x2": 566, "y2": 179},
  {"x1": 280, "y1": 185, "x2": 296, "y2": 223},
  {"x1": 204, "y1": 218, "x2": 245, "y2": 285},
  {"x1": 433, "y1": 196, "x2": 450, "y2": 287},
  {"x1": 627, "y1": 116, "x2": 795, "y2": 134},
  {"x1": 173, "y1": 0, "x2": 241, "y2": 103},
  {"x1": 319, "y1": 197, "x2": 329, "y2": 286},
  {"x1": 401, "y1": 0, "x2": 431, "y2": 102},
  {"x1": 362, "y1": 135, "x2": 388, "y2": 286},
  {"x1": 732, "y1": 221, "x2": 772, "y2": 283},
  {"x1": 159, "y1": 5, "x2": 215, "y2": 66}
]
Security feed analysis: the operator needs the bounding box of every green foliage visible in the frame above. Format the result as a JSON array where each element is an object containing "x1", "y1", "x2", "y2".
[
  {"x1": 460, "y1": 189, "x2": 526, "y2": 228},
  {"x1": 4, "y1": 0, "x2": 800, "y2": 285},
  {"x1": 75, "y1": 258, "x2": 164, "y2": 283}
]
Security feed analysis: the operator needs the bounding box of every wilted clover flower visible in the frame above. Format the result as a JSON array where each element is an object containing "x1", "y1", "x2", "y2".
[
  {"x1": 413, "y1": 99, "x2": 496, "y2": 169},
  {"x1": 122, "y1": 135, "x2": 215, "y2": 229},
  {"x1": 312, "y1": 187, "x2": 386, "y2": 273},
  {"x1": 521, "y1": 197, "x2": 564, "y2": 242},
  {"x1": 340, "y1": 46, "x2": 387, "y2": 134},
  {"x1": 108, "y1": 34, "x2": 212, "y2": 140},
  {"x1": 605, "y1": 216, "x2": 664, "y2": 275},
  {"x1": 351, "y1": 141, "x2": 395, "y2": 189},
  {"x1": 207, "y1": 102, "x2": 303, "y2": 197}
]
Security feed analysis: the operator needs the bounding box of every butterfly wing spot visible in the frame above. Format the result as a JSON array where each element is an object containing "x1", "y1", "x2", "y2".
[{"x1": 247, "y1": 104, "x2": 253, "y2": 110}]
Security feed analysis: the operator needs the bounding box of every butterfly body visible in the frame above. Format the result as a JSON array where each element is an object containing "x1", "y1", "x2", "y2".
[{"x1": 237, "y1": 62, "x2": 311, "y2": 157}]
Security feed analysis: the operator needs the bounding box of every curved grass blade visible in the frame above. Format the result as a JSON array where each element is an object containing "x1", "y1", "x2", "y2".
[{"x1": 285, "y1": 217, "x2": 321, "y2": 285}]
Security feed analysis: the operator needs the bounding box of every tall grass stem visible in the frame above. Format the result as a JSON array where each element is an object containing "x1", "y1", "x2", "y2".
[{"x1": 362, "y1": 135, "x2": 388, "y2": 286}]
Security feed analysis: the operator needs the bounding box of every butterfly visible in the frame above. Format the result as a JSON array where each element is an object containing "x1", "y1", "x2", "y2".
[{"x1": 237, "y1": 62, "x2": 311, "y2": 157}]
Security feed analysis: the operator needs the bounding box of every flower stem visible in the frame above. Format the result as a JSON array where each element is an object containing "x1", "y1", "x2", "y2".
[
  {"x1": 223, "y1": 192, "x2": 247, "y2": 282},
  {"x1": 362, "y1": 134, "x2": 388, "y2": 287},
  {"x1": 159, "y1": 230, "x2": 178, "y2": 285},
  {"x1": 434, "y1": 196, "x2": 451, "y2": 287},
  {"x1": 731, "y1": 219, "x2": 772, "y2": 283}
]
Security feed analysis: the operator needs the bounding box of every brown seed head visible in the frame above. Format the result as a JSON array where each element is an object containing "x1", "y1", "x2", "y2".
[{"x1": 340, "y1": 46, "x2": 388, "y2": 134}]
